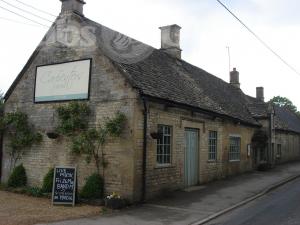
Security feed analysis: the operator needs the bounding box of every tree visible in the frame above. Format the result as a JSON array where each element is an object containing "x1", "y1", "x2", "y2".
[{"x1": 269, "y1": 96, "x2": 299, "y2": 115}]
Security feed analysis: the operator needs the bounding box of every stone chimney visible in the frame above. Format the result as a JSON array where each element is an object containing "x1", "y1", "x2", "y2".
[
  {"x1": 230, "y1": 68, "x2": 240, "y2": 88},
  {"x1": 60, "y1": 0, "x2": 86, "y2": 15},
  {"x1": 159, "y1": 24, "x2": 182, "y2": 59},
  {"x1": 256, "y1": 87, "x2": 264, "y2": 101}
]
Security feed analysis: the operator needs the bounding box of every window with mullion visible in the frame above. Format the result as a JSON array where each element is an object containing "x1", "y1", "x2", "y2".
[
  {"x1": 277, "y1": 144, "x2": 282, "y2": 158},
  {"x1": 229, "y1": 136, "x2": 241, "y2": 161},
  {"x1": 157, "y1": 125, "x2": 172, "y2": 165},
  {"x1": 208, "y1": 131, "x2": 218, "y2": 161}
]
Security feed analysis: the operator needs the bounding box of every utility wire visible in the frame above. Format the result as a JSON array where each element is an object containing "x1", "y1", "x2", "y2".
[
  {"x1": 0, "y1": 16, "x2": 46, "y2": 28},
  {"x1": 216, "y1": 0, "x2": 300, "y2": 77},
  {"x1": 0, "y1": 0, "x2": 53, "y2": 23},
  {"x1": 0, "y1": 5, "x2": 49, "y2": 27},
  {"x1": 13, "y1": 0, "x2": 56, "y2": 18}
]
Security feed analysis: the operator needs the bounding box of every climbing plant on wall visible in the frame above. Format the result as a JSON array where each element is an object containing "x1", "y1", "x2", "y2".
[
  {"x1": 251, "y1": 129, "x2": 268, "y2": 150},
  {"x1": 56, "y1": 102, "x2": 126, "y2": 179},
  {"x1": 0, "y1": 111, "x2": 42, "y2": 169}
]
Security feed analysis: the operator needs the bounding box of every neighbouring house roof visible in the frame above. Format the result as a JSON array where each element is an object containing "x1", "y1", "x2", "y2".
[
  {"x1": 244, "y1": 95, "x2": 269, "y2": 118},
  {"x1": 5, "y1": 14, "x2": 260, "y2": 126},
  {"x1": 274, "y1": 106, "x2": 300, "y2": 134}
]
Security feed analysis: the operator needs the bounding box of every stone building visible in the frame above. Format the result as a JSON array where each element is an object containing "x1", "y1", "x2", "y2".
[
  {"x1": 274, "y1": 106, "x2": 300, "y2": 163},
  {"x1": 1, "y1": 0, "x2": 300, "y2": 201}
]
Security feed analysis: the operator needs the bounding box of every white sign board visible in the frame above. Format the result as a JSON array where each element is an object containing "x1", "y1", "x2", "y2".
[{"x1": 35, "y1": 59, "x2": 91, "y2": 102}]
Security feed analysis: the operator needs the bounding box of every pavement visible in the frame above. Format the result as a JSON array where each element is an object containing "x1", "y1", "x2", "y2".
[{"x1": 38, "y1": 162, "x2": 300, "y2": 225}]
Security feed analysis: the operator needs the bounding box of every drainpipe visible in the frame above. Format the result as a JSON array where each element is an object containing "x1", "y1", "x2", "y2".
[
  {"x1": 141, "y1": 97, "x2": 148, "y2": 202},
  {"x1": 267, "y1": 104, "x2": 274, "y2": 166}
]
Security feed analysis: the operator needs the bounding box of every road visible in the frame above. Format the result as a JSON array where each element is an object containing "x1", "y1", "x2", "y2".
[{"x1": 206, "y1": 178, "x2": 300, "y2": 225}]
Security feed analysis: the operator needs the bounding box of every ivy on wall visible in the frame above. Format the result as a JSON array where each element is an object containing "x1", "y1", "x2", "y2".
[
  {"x1": 56, "y1": 102, "x2": 90, "y2": 136},
  {"x1": 251, "y1": 129, "x2": 268, "y2": 150},
  {"x1": 0, "y1": 111, "x2": 42, "y2": 169},
  {"x1": 56, "y1": 102, "x2": 126, "y2": 180}
]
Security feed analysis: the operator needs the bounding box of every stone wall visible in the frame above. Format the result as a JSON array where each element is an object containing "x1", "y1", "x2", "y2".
[
  {"x1": 275, "y1": 132, "x2": 300, "y2": 163},
  {"x1": 1, "y1": 21, "x2": 140, "y2": 200},
  {"x1": 132, "y1": 102, "x2": 255, "y2": 199}
]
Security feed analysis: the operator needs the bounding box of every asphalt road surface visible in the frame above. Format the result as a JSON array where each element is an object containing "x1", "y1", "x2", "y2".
[{"x1": 206, "y1": 178, "x2": 300, "y2": 225}]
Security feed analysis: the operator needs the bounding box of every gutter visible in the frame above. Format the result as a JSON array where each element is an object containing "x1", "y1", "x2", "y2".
[
  {"x1": 141, "y1": 96, "x2": 148, "y2": 202},
  {"x1": 142, "y1": 94, "x2": 261, "y2": 128}
]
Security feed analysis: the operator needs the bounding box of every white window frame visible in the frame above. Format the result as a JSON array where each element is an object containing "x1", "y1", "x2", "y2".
[
  {"x1": 156, "y1": 125, "x2": 172, "y2": 166},
  {"x1": 208, "y1": 131, "x2": 218, "y2": 161},
  {"x1": 229, "y1": 135, "x2": 241, "y2": 161}
]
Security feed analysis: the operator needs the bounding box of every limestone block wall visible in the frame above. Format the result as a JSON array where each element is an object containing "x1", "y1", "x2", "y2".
[
  {"x1": 275, "y1": 132, "x2": 300, "y2": 163},
  {"x1": 132, "y1": 102, "x2": 256, "y2": 199},
  {"x1": 2, "y1": 40, "x2": 139, "y2": 200}
]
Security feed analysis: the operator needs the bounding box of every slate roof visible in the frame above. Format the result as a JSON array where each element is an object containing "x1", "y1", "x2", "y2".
[
  {"x1": 274, "y1": 106, "x2": 300, "y2": 133},
  {"x1": 116, "y1": 50, "x2": 259, "y2": 125}
]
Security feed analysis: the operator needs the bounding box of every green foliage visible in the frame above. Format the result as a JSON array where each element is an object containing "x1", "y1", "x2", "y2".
[
  {"x1": 25, "y1": 186, "x2": 43, "y2": 197},
  {"x1": 7, "y1": 164, "x2": 27, "y2": 188},
  {"x1": 105, "y1": 112, "x2": 127, "y2": 137},
  {"x1": 251, "y1": 129, "x2": 268, "y2": 150},
  {"x1": 80, "y1": 173, "x2": 104, "y2": 199},
  {"x1": 41, "y1": 168, "x2": 54, "y2": 193},
  {"x1": 56, "y1": 101, "x2": 126, "y2": 175},
  {"x1": 71, "y1": 129, "x2": 98, "y2": 164},
  {"x1": 56, "y1": 102, "x2": 90, "y2": 135},
  {"x1": 269, "y1": 96, "x2": 298, "y2": 113},
  {"x1": 1, "y1": 111, "x2": 42, "y2": 167}
]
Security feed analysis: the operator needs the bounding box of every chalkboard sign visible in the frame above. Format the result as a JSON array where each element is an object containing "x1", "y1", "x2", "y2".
[{"x1": 52, "y1": 166, "x2": 77, "y2": 206}]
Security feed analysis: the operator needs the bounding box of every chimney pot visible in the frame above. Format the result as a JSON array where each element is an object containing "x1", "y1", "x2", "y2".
[
  {"x1": 60, "y1": 0, "x2": 86, "y2": 15},
  {"x1": 256, "y1": 87, "x2": 264, "y2": 102},
  {"x1": 159, "y1": 24, "x2": 182, "y2": 59},
  {"x1": 230, "y1": 68, "x2": 240, "y2": 88}
]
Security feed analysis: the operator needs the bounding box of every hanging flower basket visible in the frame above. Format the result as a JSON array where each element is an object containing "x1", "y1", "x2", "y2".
[
  {"x1": 150, "y1": 132, "x2": 163, "y2": 139},
  {"x1": 46, "y1": 132, "x2": 60, "y2": 139}
]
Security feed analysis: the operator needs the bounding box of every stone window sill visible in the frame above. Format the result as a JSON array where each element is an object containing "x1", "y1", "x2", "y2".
[
  {"x1": 207, "y1": 160, "x2": 217, "y2": 163},
  {"x1": 229, "y1": 160, "x2": 240, "y2": 163},
  {"x1": 155, "y1": 164, "x2": 174, "y2": 169}
]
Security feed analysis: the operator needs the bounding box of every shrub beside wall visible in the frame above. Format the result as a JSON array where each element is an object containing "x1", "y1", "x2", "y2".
[{"x1": 7, "y1": 164, "x2": 27, "y2": 188}]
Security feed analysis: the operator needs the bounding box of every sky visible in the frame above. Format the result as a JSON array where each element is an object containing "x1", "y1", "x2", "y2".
[{"x1": 0, "y1": 0, "x2": 300, "y2": 109}]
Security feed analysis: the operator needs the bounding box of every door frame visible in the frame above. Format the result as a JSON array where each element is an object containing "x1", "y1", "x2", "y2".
[{"x1": 184, "y1": 127, "x2": 200, "y2": 187}]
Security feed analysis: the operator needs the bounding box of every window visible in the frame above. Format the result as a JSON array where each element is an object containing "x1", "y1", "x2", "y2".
[
  {"x1": 157, "y1": 125, "x2": 172, "y2": 165},
  {"x1": 208, "y1": 131, "x2": 218, "y2": 161},
  {"x1": 229, "y1": 136, "x2": 241, "y2": 161},
  {"x1": 277, "y1": 144, "x2": 282, "y2": 158}
]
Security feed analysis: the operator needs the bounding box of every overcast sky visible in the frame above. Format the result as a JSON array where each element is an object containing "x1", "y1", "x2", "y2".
[{"x1": 0, "y1": 0, "x2": 300, "y2": 109}]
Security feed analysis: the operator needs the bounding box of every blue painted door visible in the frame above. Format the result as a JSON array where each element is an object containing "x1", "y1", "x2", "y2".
[{"x1": 184, "y1": 128, "x2": 199, "y2": 187}]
